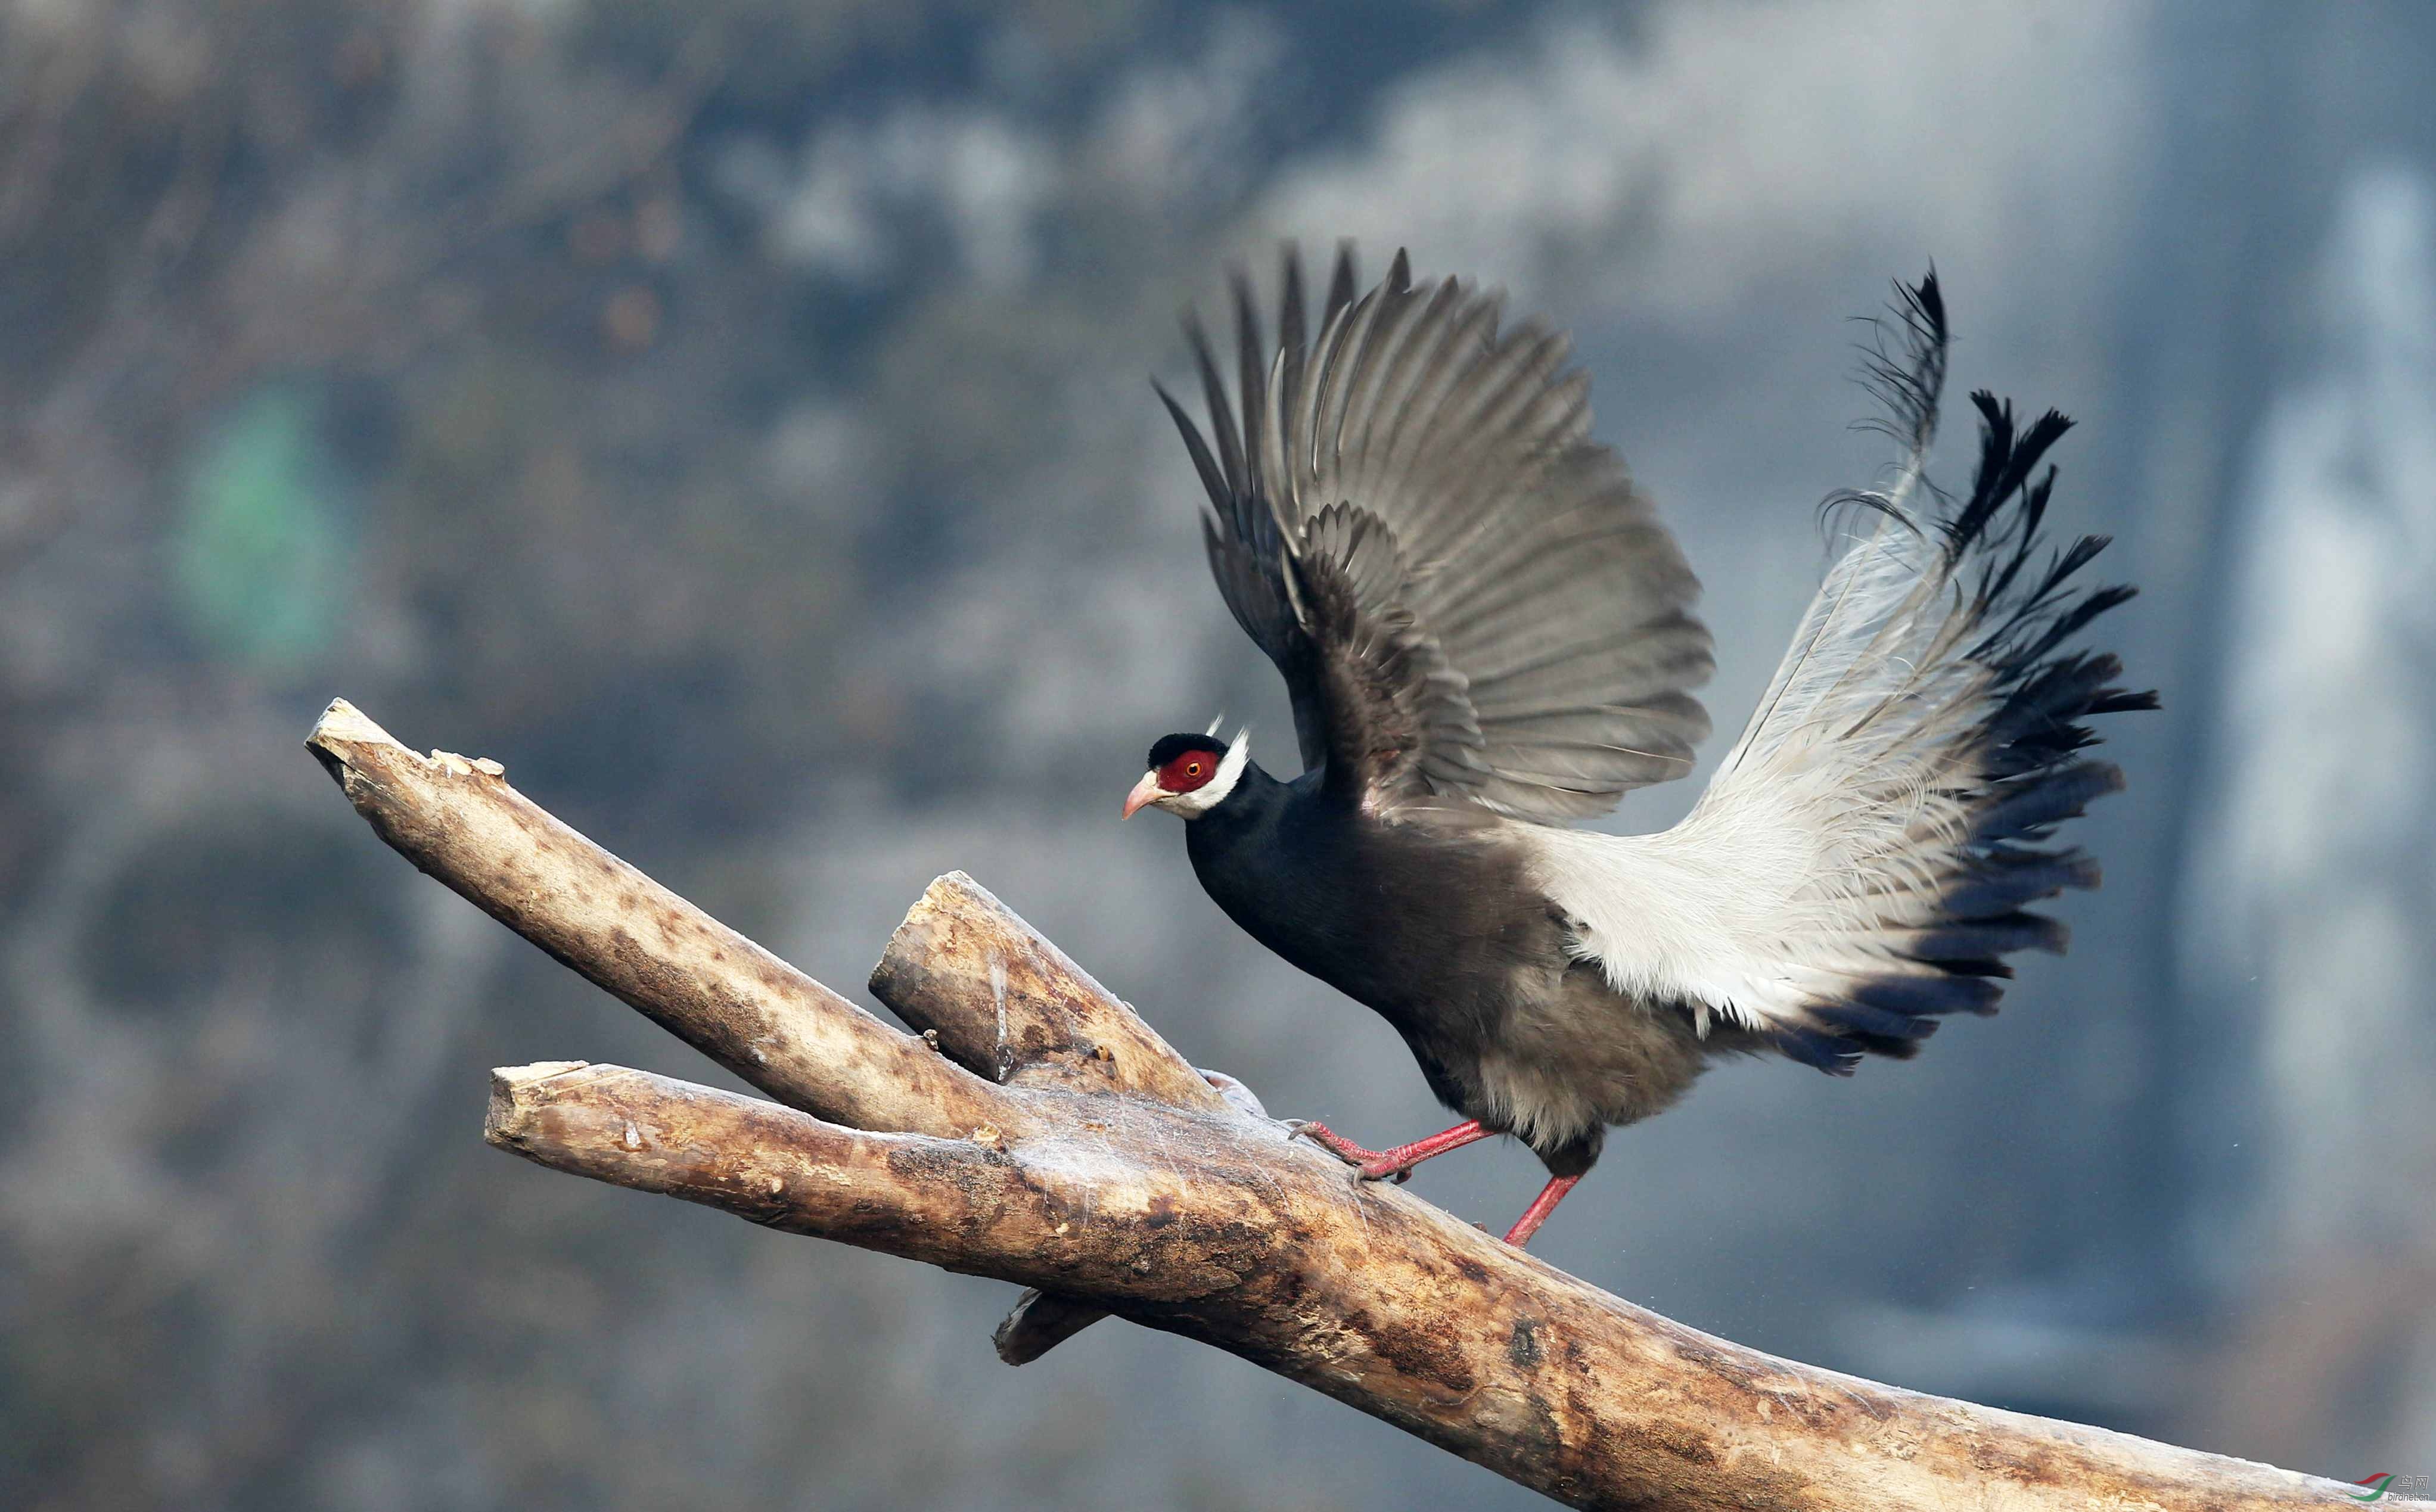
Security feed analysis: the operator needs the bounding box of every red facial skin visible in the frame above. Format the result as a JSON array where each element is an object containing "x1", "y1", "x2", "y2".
[
  {"x1": 1157, "y1": 748, "x2": 1219, "y2": 794},
  {"x1": 1122, "y1": 745, "x2": 1223, "y2": 819}
]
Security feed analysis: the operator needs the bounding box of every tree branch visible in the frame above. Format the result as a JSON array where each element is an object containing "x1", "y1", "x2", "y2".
[
  {"x1": 485, "y1": 1062, "x2": 1048, "y2": 1267},
  {"x1": 309, "y1": 698, "x2": 2387, "y2": 1511},
  {"x1": 871, "y1": 870, "x2": 1228, "y2": 1112},
  {"x1": 307, "y1": 699, "x2": 1018, "y2": 1141}
]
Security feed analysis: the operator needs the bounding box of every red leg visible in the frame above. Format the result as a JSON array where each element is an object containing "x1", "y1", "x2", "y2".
[
  {"x1": 1501, "y1": 1173, "x2": 1583, "y2": 1247},
  {"x1": 1362, "y1": 1119, "x2": 1493, "y2": 1180},
  {"x1": 1291, "y1": 1119, "x2": 1493, "y2": 1181}
]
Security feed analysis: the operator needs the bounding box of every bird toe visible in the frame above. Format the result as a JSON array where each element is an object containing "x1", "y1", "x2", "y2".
[{"x1": 1285, "y1": 1119, "x2": 1389, "y2": 1169}]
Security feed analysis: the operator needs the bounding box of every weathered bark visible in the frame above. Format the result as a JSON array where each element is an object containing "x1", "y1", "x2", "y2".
[
  {"x1": 310, "y1": 698, "x2": 2389, "y2": 1511},
  {"x1": 871, "y1": 870, "x2": 1228, "y2": 1113},
  {"x1": 305, "y1": 699, "x2": 1017, "y2": 1142}
]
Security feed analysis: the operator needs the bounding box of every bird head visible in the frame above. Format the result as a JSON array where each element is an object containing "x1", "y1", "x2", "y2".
[{"x1": 1123, "y1": 726, "x2": 1249, "y2": 820}]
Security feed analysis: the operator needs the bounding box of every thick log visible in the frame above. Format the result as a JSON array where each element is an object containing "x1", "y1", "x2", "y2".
[
  {"x1": 316, "y1": 698, "x2": 2391, "y2": 1511},
  {"x1": 486, "y1": 1057, "x2": 2366, "y2": 1512}
]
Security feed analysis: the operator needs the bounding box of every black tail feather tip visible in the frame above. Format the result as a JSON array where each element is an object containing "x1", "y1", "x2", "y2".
[{"x1": 1794, "y1": 281, "x2": 2158, "y2": 1076}]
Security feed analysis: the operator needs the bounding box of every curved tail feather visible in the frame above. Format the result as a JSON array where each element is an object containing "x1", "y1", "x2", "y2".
[{"x1": 1525, "y1": 273, "x2": 2158, "y2": 1072}]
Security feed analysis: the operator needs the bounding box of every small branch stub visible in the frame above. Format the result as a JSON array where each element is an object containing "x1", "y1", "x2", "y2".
[{"x1": 993, "y1": 1289, "x2": 1114, "y2": 1367}]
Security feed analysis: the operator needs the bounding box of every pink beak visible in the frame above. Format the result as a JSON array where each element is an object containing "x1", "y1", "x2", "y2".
[{"x1": 1121, "y1": 771, "x2": 1167, "y2": 820}]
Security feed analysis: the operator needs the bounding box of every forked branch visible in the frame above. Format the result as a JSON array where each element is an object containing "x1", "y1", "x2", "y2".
[{"x1": 307, "y1": 698, "x2": 2379, "y2": 1511}]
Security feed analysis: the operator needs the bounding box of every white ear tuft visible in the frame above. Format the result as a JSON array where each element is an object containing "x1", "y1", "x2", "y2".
[
  {"x1": 1204, "y1": 712, "x2": 1226, "y2": 738},
  {"x1": 1166, "y1": 726, "x2": 1252, "y2": 817}
]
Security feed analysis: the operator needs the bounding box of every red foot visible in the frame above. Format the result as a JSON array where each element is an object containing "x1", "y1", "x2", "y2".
[
  {"x1": 1501, "y1": 1173, "x2": 1583, "y2": 1247},
  {"x1": 1290, "y1": 1119, "x2": 1493, "y2": 1182},
  {"x1": 1287, "y1": 1120, "x2": 1391, "y2": 1168}
]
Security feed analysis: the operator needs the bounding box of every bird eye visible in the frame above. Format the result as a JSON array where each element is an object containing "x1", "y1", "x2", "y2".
[{"x1": 1186, "y1": 761, "x2": 1203, "y2": 777}]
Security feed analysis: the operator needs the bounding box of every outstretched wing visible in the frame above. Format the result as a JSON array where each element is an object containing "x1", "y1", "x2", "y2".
[
  {"x1": 1525, "y1": 275, "x2": 2158, "y2": 1069},
  {"x1": 1159, "y1": 247, "x2": 1714, "y2": 821}
]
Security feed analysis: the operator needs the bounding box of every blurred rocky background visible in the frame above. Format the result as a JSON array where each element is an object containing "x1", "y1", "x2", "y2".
[{"x1": 4, "y1": 2, "x2": 2433, "y2": 1507}]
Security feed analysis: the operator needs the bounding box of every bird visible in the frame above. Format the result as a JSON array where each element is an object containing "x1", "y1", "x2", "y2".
[{"x1": 1123, "y1": 247, "x2": 2156, "y2": 1247}]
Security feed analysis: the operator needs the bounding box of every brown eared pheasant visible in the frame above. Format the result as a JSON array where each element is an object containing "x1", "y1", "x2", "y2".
[{"x1": 1123, "y1": 248, "x2": 2155, "y2": 1247}]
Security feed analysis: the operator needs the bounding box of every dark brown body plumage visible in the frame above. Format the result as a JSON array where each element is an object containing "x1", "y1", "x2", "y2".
[{"x1": 1185, "y1": 764, "x2": 1724, "y2": 1177}]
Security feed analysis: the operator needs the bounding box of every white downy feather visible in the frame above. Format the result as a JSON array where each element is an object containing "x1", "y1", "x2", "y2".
[{"x1": 1524, "y1": 487, "x2": 2002, "y2": 1037}]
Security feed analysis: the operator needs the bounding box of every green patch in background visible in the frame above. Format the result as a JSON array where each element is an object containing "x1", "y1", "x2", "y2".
[{"x1": 172, "y1": 382, "x2": 351, "y2": 674}]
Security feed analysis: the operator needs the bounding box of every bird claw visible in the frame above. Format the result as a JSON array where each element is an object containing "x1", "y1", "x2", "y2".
[
  {"x1": 1285, "y1": 1118, "x2": 1377, "y2": 1163},
  {"x1": 1287, "y1": 1120, "x2": 1410, "y2": 1183},
  {"x1": 1284, "y1": 1118, "x2": 1356, "y2": 1159}
]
